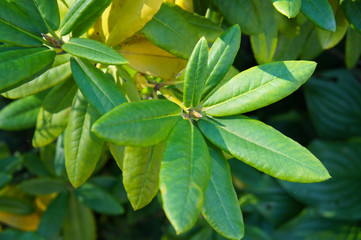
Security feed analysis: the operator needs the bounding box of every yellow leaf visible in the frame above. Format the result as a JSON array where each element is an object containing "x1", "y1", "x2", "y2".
[
  {"x1": 102, "y1": 0, "x2": 163, "y2": 46},
  {"x1": 87, "y1": 18, "x2": 106, "y2": 43},
  {"x1": 175, "y1": 0, "x2": 193, "y2": 12},
  {"x1": 0, "y1": 212, "x2": 40, "y2": 231},
  {"x1": 119, "y1": 36, "x2": 187, "y2": 80}
]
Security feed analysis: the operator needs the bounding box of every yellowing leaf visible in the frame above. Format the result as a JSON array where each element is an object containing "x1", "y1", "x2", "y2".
[
  {"x1": 119, "y1": 36, "x2": 187, "y2": 79},
  {"x1": 87, "y1": 17, "x2": 105, "y2": 43},
  {"x1": 102, "y1": 0, "x2": 163, "y2": 46},
  {"x1": 35, "y1": 194, "x2": 57, "y2": 212},
  {"x1": 175, "y1": 0, "x2": 193, "y2": 12},
  {"x1": 0, "y1": 211, "x2": 40, "y2": 231}
]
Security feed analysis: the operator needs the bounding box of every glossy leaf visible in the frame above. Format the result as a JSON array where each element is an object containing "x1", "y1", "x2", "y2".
[
  {"x1": 345, "y1": 27, "x2": 361, "y2": 69},
  {"x1": 33, "y1": 0, "x2": 60, "y2": 31},
  {"x1": 75, "y1": 183, "x2": 124, "y2": 215},
  {"x1": 198, "y1": 116, "x2": 330, "y2": 183},
  {"x1": 71, "y1": 57, "x2": 127, "y2": 115},
  {"x1": 37, "y1": 192, "x2": 70, "y2": 239},
  {"x1": 0, "y1": 47, "x2": 55, "y2": 92},
  {"x1": 342, "y1": 0, "x2": 361, "y2": 33},
  {"x1": 63, "y1": 38, "x2": 127, "y2": 65},
  {"x1": 65, "y1": 91, "x2": 104, "y2": 188},
  {"x1": 60, "y1": 0, "x2": 112, "y2": 36},
  {"x1": 0, "y1": 94, "x2": 43, "y2": 130},
  {"x1": 184, "y1": 37, "x2": 208, "y2": 108},
  {"x1": 0, "y1": 197, "x2": 34, "y2": 215},
  {"x1": 202, "y1": 146, "x2": 244, "y2": 240},
  {"x1": 160, "y1": 120, "x2": 210, "y2": 234},
  {"x1": 300, "y1": 0, "x2": 336, "y2": 31},
  {"x1": 304, "y1": 70, "x2": 361, "y2": 139},
  {"x1": 18, "y1": 178, "x2": 68, "y2": 195},
  {"x1": 92, "y1": 100, "x2": 182, "y2": 147},
  {"x1": 123, "y1": 143, "x2": 164, "y2": 210},
  {"x1": 272, "y1": 0, "x2": 301, "y2": 18},
  {"x1": 2, "y1": 54, "x2": 72, "y2": 99},
  {"x1": 33, "y1": 79, "x2": 77, "y2": 148},
  {"x1": 210, "y1": 0, "x2": 261, "y2": 35},
  {"x1": 203, "y1": 61, "x2": 317, "y2": 117},
  {"x1": 141, "y1": 3, "x2": 200, "y2": 59},
  {"x1": 202, "y1": 25, "x2": 241, "y2": 99}
]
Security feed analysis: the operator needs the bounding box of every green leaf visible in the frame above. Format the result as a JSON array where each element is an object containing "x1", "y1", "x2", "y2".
[
  {"x1": 184, "y1": 37, "x2": 208, "y2": 108},
  {"x1": 37, "y1": 192, "x2": 70, "y2": 239},
  {"x1": 280, "y1": 139, "x2": 361, "y2": 221},
  {"x1": 22, "y1": 152, "x2": 52, "y2": 177},
  {"x1": 299, "y1": 27, "x2": 323, "y2": 60},
  {"x1": 33, "y1": 79, "x2": 77, "y2": 148},
  {"x1": 198, "y1": 116, "x2": 330, "y2": 183},
  {"x1": 2, "y1": 54, "x2": 72, "y2": 99},
  {"x1": 0, "y1": 155, "x2": 22, "y2": 174},
  {"x1": 33, "y1": 0, "x2": 60, "y2": 31},
  {"x1": 108, "y1": 143, "x2": 124, "y2": 170},
  {"x1": 75, "y1": 183, "x2": 124, "y2": 215},
  {"x1": 65, "y1": 91, "x2": 104, "y2": 188},
  {"x1": 0, "y1": 47, "x2": 56, "y2": 92},
  {"x1": 63, "y1": 193, "x2": 96, "y2": 240},
  {"x1": 202, "y1": 25, "x2": 241, "y2": 99},
  {"x1": 300, "y1": 0, "x2": 336, "y2": 31},
  {"x1": 345, "y1": 27, "x2": 361, "y2": 69},
  {"x1": 141, "y1": 3, "x2": 200, "y2": 59},
  {"x1": 18, "y1": 178, "x2": 68, "y2": 195},
  {"x1": 160, "y1": 120, "x2": 210, "y2": 234},
  {"x1": 272, "y1": 0, "x2": 301, "y2": 18},
  {"x1": 60, "y1": 0, "x2": 112, "y2": 36},
  {"x1": 0, "y1": 94, "x2": 43, "y2": 130},
  {"x1": 123, "y1": 143, "x2": 165, "y2": 210},
  {"x1": 342, "y1": 0, "x2": 361, "y2": 34},
  {"x1": 0, "y1": 196, "x2": 34, "y2": 215},
  {"x1": 304, "y1": 70, "x2": 361, "y2": 139},
  {"x1": 63, "y1": 38, "x2": 128, "y2": 65},
  {"x1": 70, "y1": 57, "x2": 127, "y2": 115},
  {"x1": 210, "y1": 0, "x2": 261, "y2": 35},
  {"x1": 202, "y1": 146, "x2": 244, "y2": 240},
  {"x1": 0, "y1": 230, "x2": 45, "y2": 240},
  {"x1": 92, "y1": 100, "x2": 182, "y2": 147},
  {"x1": 203, "y1": 61, "x2": 317, "y2": 117},
  {"x1": 0, "y1": 173, "x2": 11, "y2": 189}
]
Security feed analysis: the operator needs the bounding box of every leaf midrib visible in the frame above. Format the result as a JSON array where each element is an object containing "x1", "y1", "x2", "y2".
[{"x1": 103, "y1": 112, "x2": 180, "y2": 127}]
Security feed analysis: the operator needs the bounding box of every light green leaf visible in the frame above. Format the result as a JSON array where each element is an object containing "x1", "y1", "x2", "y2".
[
  {"x1": 63, "y1": 193, "x2": 96, "y2": 240},
  {"x1": 345, "y1": 27, "x2": 361, "y2": 69},
  {"x1": 210, "y1": 0, "x2": 261, "y2": 35},
  {"x1": 108, "y1": 143, "x2": 124, "y2": 170},
  {"x1": 141, "y1": 3, "x2": 200, "y2": 59},
  {"x1": 202, "y1": 25, "x2": 241, "y2": 99},
  {"x1": 184, "y1": 37, "x2": 208, "y2": 108},
  {"x1": 203, "y1": 61, "x2": 317, "y2": 117},
  {"x1": 0, "y1": 47, "x2": 55, "y2": 92},
  {"x1": 250, "y1": 0, "x2": 278, "y2": 64},
  {"x1": 92, "y1": 100, "x2": 182, "y2": 147},
  {"x1": 70, "y1": 57, "x2": 127, "y2": 115},
  {"x1": 342, "y1": 0, "x2": 361, "y2": 34},
  {"x1": 202, "y1": 146, "x2": 244, "y2": 240},
  {"x1": 123, "y1": 143, "x2": 165, "y2": 210},
  {"x1": 33, "y1": 79, "x2": 77, "y2": 148},
  {"x1": 65, "y1": 91, "x2": 104, "y2": 188},
  {"x1": 33, "y1": 0, "x2": 60, "y2": 31},
  {"x1": 300, "y1": 0, "x2": 336, "y2": 31},
  {"x1": 75, "y1": 183, "x2": 124, "y2": 215},
  {"x1": 160, "y1": 120, "x2": 210, "y2": 234},
  {"x1": 0, "y1": 197, "x2": 34, "y2": 215},
  {"x1": 198, "y1": 116, "x2": 330, "y2": 183},
  {"x1": 272, "y1": 0, "x2": 301, "y2": 18},
  {"x1": 2, "y1": 54, "x2": 72, "y2": 99},
  {"x1": 18, "y1": 178, "x2": 68, "y2": 195},
  {"x1": 63, "y1": 38, "x2": 127, "y2": 65},
  {"x1": 0, "y1": 94, "x2": 43, "y2": 130},
  {"x1": 37, "y1": 192, "x2": 70, "y2": 239}
]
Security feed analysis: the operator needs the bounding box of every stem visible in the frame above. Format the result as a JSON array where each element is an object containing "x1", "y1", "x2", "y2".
[{"x1": 159, "y1": 88, "x2": 184, "y2": 109}]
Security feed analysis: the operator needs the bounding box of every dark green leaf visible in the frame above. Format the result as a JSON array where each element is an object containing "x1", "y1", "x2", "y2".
[
  {"x1": 0, "y1": 47, "x2": 56, "y2": 92},
  {"x1": 65, "y1": 91, "x2": 104, "y2": 188},
  {"x1": 33, "y1": 0, "x2": 60, "y2": 31},
  {"x1": 345, "y1": 27, "x2": 361, "y2": 69},
  {"x1": 272, "y1": 0, "x2": 301, "y2": 18},
  {"x1": 160, "y1": 120, "x2": 210, "y2": 234},
  {"x1": 203, "y1": 61, "x2": 317, "y2": 117},
  {"x1": 0, "y1": 230, "x2": 45, "y2": 240},
  {"x1": 0, "y1": 155, "x2": 22, "y2": 174},
  {"x1": 0, "y1": 173, "x2": 11, "y2": 189},
  {"x1": 0, "y1": 197, "x2": 34, "y2": 215},
  {"x1": 71, "y1": 57, "x2": 127, "y2": 115},
  {"x1": 184, "y1": 37, "x2": 208, "y2": 108},
  {"x1": 63, "y1": 38, "x2": 127, "y2": 65},
  {"x1": 92, "y1": 100, "x2": 182, "y2": 147},
  {"x1": 202, "y1": 146, "x2": 244, "y2": 240},
  {"x1": 342, "y1": 0, "x2": 361, "y2": 33},
  {"x1": 198, "y1": 116, "x2": 330, "y2": 183},
  {"x1": 300, "y1": 0, "x2": 336, "y2": 31},
  {"x1": 299, "y1": 27, "x2": 323, "y2": 59},
  {"x1": 18, "y1": 178, "x2": 68, "y2": 195},
  {"x1": 75, "y1": 183, "x2": 124, "y2": 215},
  {"x1": 22, "y1": 151, "x2": 52, "y2": 177}
]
